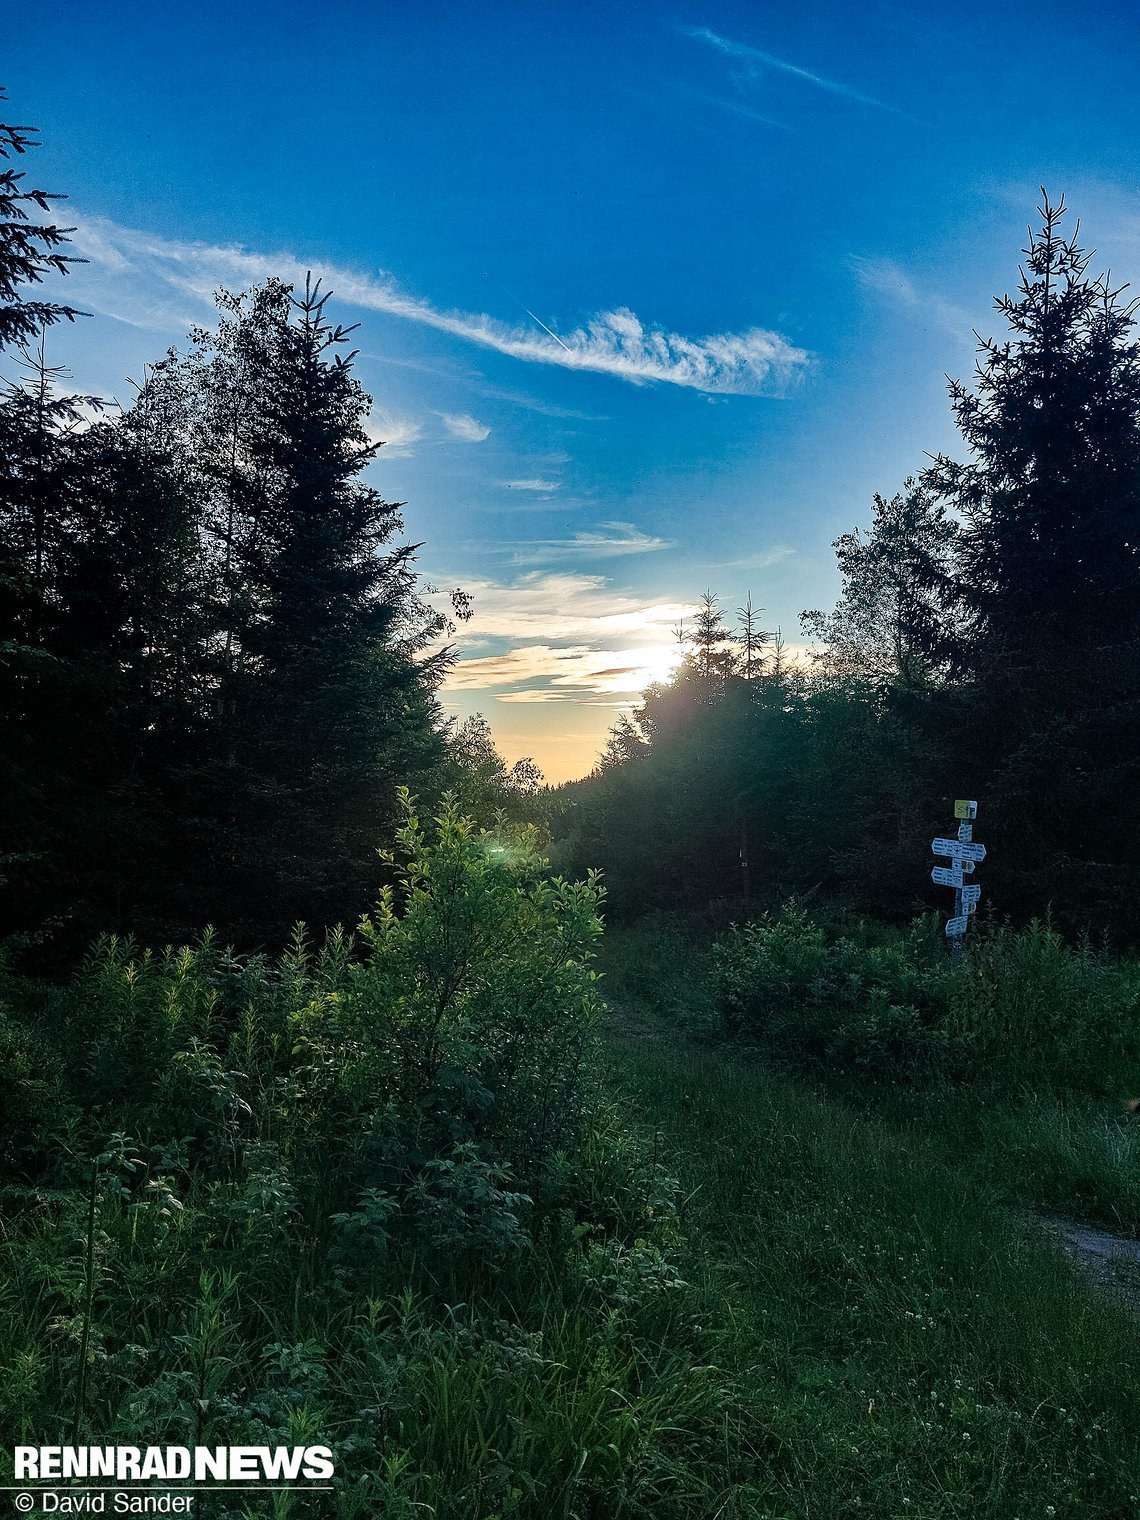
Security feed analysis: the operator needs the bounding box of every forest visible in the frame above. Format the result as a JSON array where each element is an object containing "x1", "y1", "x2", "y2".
[{"x1": 5, "y1": 89, "x2": 1140, "y2": 1518}]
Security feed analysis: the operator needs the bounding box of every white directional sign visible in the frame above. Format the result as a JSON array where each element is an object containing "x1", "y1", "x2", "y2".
[
  {"x1": 934, "y1": 803, "x2": 985, "y2": 959},
  {"x1": 931, "y1": 838, "x2": 987, "y2": 862}
]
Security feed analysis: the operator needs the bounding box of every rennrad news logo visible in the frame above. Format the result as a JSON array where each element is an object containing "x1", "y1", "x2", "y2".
[
  {"x1": 7, "y1": 1446, "x2": 335, "y2": 1508},
  {"x1": 12, "y1": 1448, "x2": 335, "y2": 1482}
]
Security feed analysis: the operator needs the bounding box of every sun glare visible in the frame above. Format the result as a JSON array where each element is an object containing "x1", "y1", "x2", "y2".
[{"x1": 613, "y1": 641, "x2": 686, "y2": 696}]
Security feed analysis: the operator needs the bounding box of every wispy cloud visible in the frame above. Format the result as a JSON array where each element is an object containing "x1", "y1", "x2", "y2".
[
  {"x1": 465, "y1": 382, "x2": 606, "y2": 421},
  {"x1": 365, "y1": 410, "x2": 423, "y2": 457},
  {"x1": 440, "y1": 411, "x2": 491, "y2": 442},
  {"x1": 446, "y1": 643, "x2": 683, "y2": 704},
  {"x1": 701, "y1": 93, "x2": 789, "y2": 130},
  {"x1": 507, "y1": 522, "x2": 675, "y2": 565},
  {"x1": 433, "y1": 571, "x2": 692, "y2": 644},
  {"x1": 503, "y1": 478, "x2": 561, "y2": 492},
  {"x1": 675, "y1": 85, "x2": 790, "y2": 131},
  {"x1": 700, "y1": 545, "x2": 797, "y2": 571},
  {"x1": 679, "y1": 25, "x2": 902, "y2": 115},
  {"x1": 68, "y1": 213, "x2": 811, "y2": 397},
  {"x1": 850, "y1": 256, "x2": 973, "y2": 339}
]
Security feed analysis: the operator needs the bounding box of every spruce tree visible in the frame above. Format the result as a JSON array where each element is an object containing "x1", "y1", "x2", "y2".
[
  {"x1": 0, "y1": 91, "x2": 84, "y2": 347},
  {"x1": 802, "y1": 481, "x2": 964, "y2": 688},
  {"x1": 687, "y1": 590, "x2": 738, "y2": 691},
  {"x1": 737, "y1": 594, "x2": 771, "y2": 682},
  {"x1": 0, "y1": 94, "x2": 93, "y2": 948},
  {"x1": 923, "y1": 192, "x2": 1140, "y2": 929},
  {"x1": 170, "y1": 277, "x2": 452, "y2": 935},
  {"x1": 925, "y1": 192, "x2": 1140, "y2": 678}
]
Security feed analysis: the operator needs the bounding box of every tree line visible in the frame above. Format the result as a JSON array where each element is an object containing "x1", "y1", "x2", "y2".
[
  {"x1": 5, "y1": 86, "x2": 1139, "y2": 953},
  {"x1": 555, "y1": 193, "x2": 1140, "y2": 941},
  {"x1": 1, "y1": 94, "x2": 547, "y2": 957}
]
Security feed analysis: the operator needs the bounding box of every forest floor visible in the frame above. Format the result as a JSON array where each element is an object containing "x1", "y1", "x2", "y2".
[{"x1": 594, "y1": 921, "x2": 1140, "y2": 1516}]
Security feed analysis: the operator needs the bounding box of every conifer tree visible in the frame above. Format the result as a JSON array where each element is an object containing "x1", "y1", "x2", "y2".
[
  {"x1": 802, "y1": 481, "x2": 963, "y2": 688},
  {"x1": 687, "y1": 590, "x2": 738, "y2": 690},
  {"x1": 0, "y1": 91, "x2": 84, "y2": 347},
  {"x1": 925, "y1": 192, "x2": 1140, "y2": 679},
  {"x1": 922, "y1": 192, "x2": 1140, "y2": 927},
  {"x1": 0, "y1": 94, "x2": 94, "y2": 946},
  {"x1": 168, "y1": 277, "x2": 452, "y2": 934},
  {"x1": 737, "y1": 593, "x2": 771, "y2": 682}
]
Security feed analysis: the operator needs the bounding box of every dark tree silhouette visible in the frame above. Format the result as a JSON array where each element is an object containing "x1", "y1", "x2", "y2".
[
  {"x1": 160, "y1": 276, "x2": 453, "y2": 935},
  {"x1": 0, "y1": 90, "x2": 84, "y2": 349},
  {"x1": 925, "y1": 191, "x2": 1140, "y2": 678},
  {"x1": 921, "y1": 191, "x2": 1140, "y2": 925},
  {"x1": 802, "y1": 481, "x2": 964, "y2": 688}
]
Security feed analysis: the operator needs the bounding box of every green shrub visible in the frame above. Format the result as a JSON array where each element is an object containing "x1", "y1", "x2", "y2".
[
  {"x1": 712, "y1": 907, "x2": 1140, "y2": 1089},
  {"x1": 0, "y1": 798, "x2": 746, "y2": 1513},
  {"x1": 712, "y1": 907, "x2": 956, "y2": 1081},
  {"x1": 0, "y1": 996, "x2": 76, "y2": 1176},
  {"x1": 0, "y1": 792, "x2": 607, "y2": 1258},
  {"x1": 947, "y1": 919, "x2": 1140, "y2": 1091}
]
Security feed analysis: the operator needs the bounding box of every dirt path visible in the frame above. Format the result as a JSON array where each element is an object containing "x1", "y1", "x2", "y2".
[{"x1": 1037, "y1": 1214, "x2": 1140, "y2": 1313}]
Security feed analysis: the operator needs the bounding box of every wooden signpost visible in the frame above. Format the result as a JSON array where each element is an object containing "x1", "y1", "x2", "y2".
[{"x1": 931, "y1": 801, "x2": 985, "y2": 963}]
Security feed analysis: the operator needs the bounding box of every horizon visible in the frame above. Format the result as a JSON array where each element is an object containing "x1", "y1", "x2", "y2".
[{"x1": 9, "y1": 0, "x2": 1140, "y2": 780}]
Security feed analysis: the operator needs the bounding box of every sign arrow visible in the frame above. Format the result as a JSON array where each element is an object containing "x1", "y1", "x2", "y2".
[
  {"x1": 945, "y1": 916, "x2": 968, "y2": 936},
  {"x1": 932, "y1": 866, "x2": 964, "y2": 888},
  {"x1": 961, "y1": 884, "x2": 981, "y2": 906},
  {"x1": 932, "y1": 838, "x2": 986, "y2": 862}
]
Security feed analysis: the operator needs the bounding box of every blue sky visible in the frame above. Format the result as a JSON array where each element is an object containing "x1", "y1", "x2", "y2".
[{"x1": 9, "y1": 0, "x2": 1140, "y2": 777}]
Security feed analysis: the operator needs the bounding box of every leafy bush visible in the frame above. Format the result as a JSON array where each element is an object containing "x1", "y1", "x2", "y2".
[
  {"x1": 712, "y1": 907, "x2": 955, "y2": 1081},
  {"x1": 0, "y1": 799, "x2": 753, "y2": 1515},
  {"x1": 0, "y1": 793, "x2": 606, "y2": 1267},
  {"x1": 0, "y1": 994, "x2": 76, "y2": 1175},
  {"x1": 713, "y1": 907, "x2": 1140, "y2": 1089},
  {"x1": 948, "y1": 919, "x2": 1140, "y2": 1091}
]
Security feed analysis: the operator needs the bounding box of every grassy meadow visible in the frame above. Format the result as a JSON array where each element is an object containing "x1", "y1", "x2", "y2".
[{"x1": 4, "y1": 827, "x2": 1140, "y2": 1516}]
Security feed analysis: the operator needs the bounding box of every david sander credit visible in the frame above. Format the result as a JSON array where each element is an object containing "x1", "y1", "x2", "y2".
[{"x1": 16, "y1": 1495, "x2": 194, "y2": 1512}]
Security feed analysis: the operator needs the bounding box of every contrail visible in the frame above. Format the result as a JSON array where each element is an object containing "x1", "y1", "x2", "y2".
[
  {"x1": 525, "y1": 308, "x2": 572, "y2": 352},
  {"x1": 679, "y1": 25, "x2": 906, "y2": 117}
]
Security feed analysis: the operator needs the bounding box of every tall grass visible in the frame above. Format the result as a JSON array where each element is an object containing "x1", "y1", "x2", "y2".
[
  {"x1": 7, "y1": 856, "x2": 1140, "y2": 1514},
  {"x1": 607, "y1": 1032, "x2": 1140, "y2": 1517}
]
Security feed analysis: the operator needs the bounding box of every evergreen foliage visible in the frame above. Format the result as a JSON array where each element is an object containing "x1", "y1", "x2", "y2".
[
  {"x1": 146, "y1": 276, "x2": 454, "y2": 936},
  {"x1": 1, "y1": 252, "x2": 461, "y2": 948},
  {"x1": 0, "y1": 88, "x2": 84, "y2": 346},
  {"x1": 923, "y1": 192, "x2": 1140, "y2": 922},
  {"x1": 562, "y1": 193, "x2": 1140, "y2": 938}
]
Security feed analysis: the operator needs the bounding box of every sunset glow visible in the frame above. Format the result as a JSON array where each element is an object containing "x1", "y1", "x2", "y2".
[{"x1": 20, "y1": 1, "x2": 1140, "y2": 783}]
